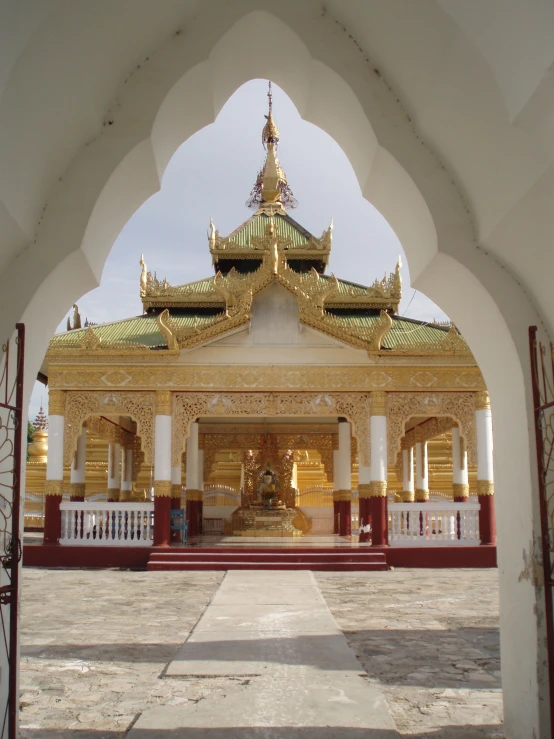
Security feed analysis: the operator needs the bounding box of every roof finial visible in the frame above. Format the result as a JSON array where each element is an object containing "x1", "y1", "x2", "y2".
[{"x1": 246, "y1": 81, "x2": 297, "y2": 211}]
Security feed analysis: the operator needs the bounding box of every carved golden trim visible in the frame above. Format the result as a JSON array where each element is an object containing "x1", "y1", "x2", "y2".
[
  {"x1": 401, "y1": 490, "x2": 415, "y2": 502},
  {"x1": 452, "y1": 483, "x2": 469, "y2": 499},
  {"x1": 388, "y1": 392, "x2": 477, "y2": 465},
  {"x1": 153, "y1": 480, "x2": 172, "y2": 498},
  {"x1": 368, "y1": 481, "x2": 387, "y2": 498},
  {"x1": 332, "y1": 489, "x2": 351, "y2": 502},
  {"x1": 63, "y1": 391, "x2": 155, "y2": 467},
  {"x1": 49, "y1": 390, "x2": 65, "y2": 416},
  {"x1": 45, "y1": 480, "x2": 63, "y2": 497},
  {"x1": 477, "y1": 480, "x2": 494, "y2": 496},
  {"x1": 69, "y1": 483, "x2": 86, "y2": 498},
  {"x1": 370, "y1": 391, "x2": 387, "y2": 416},
  {"x1": 415, "y1": 488, "x2": 430, "y2": 502},
  {"x1": 172, "y1": 391, "x2": 371, "y2": 468},
  {"x1": 155, "y1": 390, "x2": 172, "y2": 416},
  {"x1": 403, "y1": 417, "x2": 454, "y2": 448},
  {"x1": 186, "y1": 489, "x2": 203, "y2": 502},
  {"x1": 107, "y1": 488, "x2": 121, "y2": 501},
  {"x1": 476, "y1": 391, "x2": 491, "y2": 411},
  {"x1": 48, "y1": 364, "x2": 485, "y2": 393},
  {"x1": 171, "y1": 484, "x2": 182, "y2": 499}
]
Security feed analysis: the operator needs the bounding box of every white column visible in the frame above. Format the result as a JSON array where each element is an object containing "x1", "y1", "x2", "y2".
[
  {"x1": 154, "y1": 409, "x2": 172, "y2": 491},
  {"x1": 415, "y1": 436, "x2": 429, "y2": 501},
  {"x1": 335, "y1": 420, "x2": 352, "y2": 491},
  {"x1": 401, "y1": 446, "x2": 414, "y2": 502},
  {"x1": 70, "y1": 424, "x2": 87, "y2": 498},
  {"x1": 107, "y1": 442, "x2": 121, "y2": 500},
  {"x1": 198, "y1": 449, "x2": 205, "y2": 492},
  {"x1": 171, "y1": 463, "x2": 182, "y2": 498},
  {"x1": 44, "y1": 390, "x2": 66, "y2": 544},
  {"x1": 476, "y1": 394, "x2": 494, "y2": 490},
  {"x1": 370, "y1": 416, "x2": 387, "y2": 484},
  {"x1": 452, "y1": 426, "x2": 469, "y2": 499},
  {"x1": 46, "y1": 395, "x2": 65, "y2": 486},
  {"x1": 186, "y1": 422, "x2": 200, "y2": 492},
  {"x1": 120, "y1": 445, "x2": 133, "y2": 499}
]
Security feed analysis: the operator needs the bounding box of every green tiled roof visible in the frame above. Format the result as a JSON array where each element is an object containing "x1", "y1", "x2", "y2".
[
  {"x1": 329, "y1": 314, "x2": 449, "y2": 348},
  {"x1": 320, "y1": 275, "x2": 372, "y2": 297},
  {"x1": 228, "y1": 212, "x2": 311, "y2": 248},
  {"x1": 50, "y1": 314, "x2": 222, "y2": 349}
]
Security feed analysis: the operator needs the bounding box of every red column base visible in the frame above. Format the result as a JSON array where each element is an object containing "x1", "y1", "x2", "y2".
[
  {"x1": 154, "y1": 497, "x2": 171, "y2": 547},
  {"x1": 370, "y1": 496, "x2": 388, "y2": 547},
  {"x1": 170, "y1": 496, "x2": 181, "y2": 543},
  {"x1": 359, "y1": 497, "x2": 370, "y2": 542},
  {"x1": 43, "y1": 495, "x2": 62, "y2": 544},
  {"x1": 478, "y1": 494, "x2": 496, "y2": 545},
  {"x1": 333, "y1": 500, "x2": 340, "y2": 534},
  {"x1": 339, "y1": 501, "x2": 351, "y2": 537}
]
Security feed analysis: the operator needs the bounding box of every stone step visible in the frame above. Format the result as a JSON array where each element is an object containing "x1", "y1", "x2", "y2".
[
  {"x1": 149, "y1": 551, "x2": 386, "y2": 563},
  {"x1": 147, "y1": 548, "x2": 388, "y2": 571},
  {"x1": 147, "y1": 559, "x2": 388, "y2": 571}
]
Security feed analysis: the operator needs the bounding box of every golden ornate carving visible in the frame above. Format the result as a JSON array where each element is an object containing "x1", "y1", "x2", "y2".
[
  {"x1": 403, "y1": 417, "x2": 454, "y2": 449},
  {"x1": 332, "y1": 490, "x2": 352, "y2": 502},
  {"x1": 172, "y1": 391, "x2": 371, "y2": 468},
  {"x1": 49, "y1": 390, "x2": 65, "y2": 416},
  {"x1": 80, "y1": 327, "x2": 102, "y2": 351},
  {"x1": 476, "y1": 391, "x2": 491, "y2": 411},
  {"x1": 171, "y1": 484, "x2": 182, "y2": 499},
  {"x1": 153, "y1": 480, "x2": 172, "y2": 497},
  {"x1": 358, "y1": 483, "x2": 372, "y2": 499},
  {"x1": 132, "y1": 435, "x2": 144, "y2": 482},
  {"x1": 157, "y1": 310, "x2": 179, "y2": 351},
  {"x1": 415, "y1": 488, "x2": 430, "y2": 502},
  {"x1": 401, "y1": 490, "x2": 415, "y2": 502},
  {"x1": 47, "y1": 364, "x2": 485, "y2": 392},
  {"x1": 370, "y1": 391, "x2": 387, "y2": 416},
  {"x1": 201, "y1": 431, "x2": 336, "y2": 484},
  {"x1": 69, "y1": 482, "x2": 86, "y2": 498},
  {"x1": 452, "y1": 483, "x2": 469, "y2": 498},
  {"x1": 107, "y1": 488, "x2": 121, "y2": 501},
  {"x1": 368, "y1": 481, "x2": 387, "y2": 497},
  {"x1": 63, "y1": 391, "x2": 155, "y2": 466},
  {"x1": 388, "y1": 392, "x2": 477, "y2": 465},
  {"x1": 45, "y1": 480, "x2": 63, "y2": 497},
  {"x1": 477, "y1": 480, "x2": 494, "y2": 496},
  {"x1": 186, "y1": 489, "x2": 203, "y2": 502},
  {"x1": 156, "y1": 390, "x2": 172, "y2": 416}
]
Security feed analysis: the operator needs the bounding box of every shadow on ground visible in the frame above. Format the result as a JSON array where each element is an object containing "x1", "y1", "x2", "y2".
[{"x1": 21, "y1": 626, "x2": 500, "y2": 689}]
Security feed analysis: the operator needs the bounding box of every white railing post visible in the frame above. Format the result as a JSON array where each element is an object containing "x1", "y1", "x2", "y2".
[
  {"x1": 388, "y1": 501, "x2": 480, "y2": 547},
  {"x1": 59, "y1": 502, "x2": 155, "y2": 547}
]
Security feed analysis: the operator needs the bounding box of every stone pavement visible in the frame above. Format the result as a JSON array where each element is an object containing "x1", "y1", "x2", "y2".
[{"x1": 19, "y1": 567, "x2": 502, "y2": 738}]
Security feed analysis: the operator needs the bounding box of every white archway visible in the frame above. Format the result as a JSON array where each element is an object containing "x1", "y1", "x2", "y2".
[{"x1": 3, "y1": 7, "x2": 549, "y2": 737}]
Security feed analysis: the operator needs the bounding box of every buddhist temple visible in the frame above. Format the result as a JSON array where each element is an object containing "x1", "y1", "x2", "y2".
[{"x1": 25, "y1": 84, "x2": 496, "y2": 567}]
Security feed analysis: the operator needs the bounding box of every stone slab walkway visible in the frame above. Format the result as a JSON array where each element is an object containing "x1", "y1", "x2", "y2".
[
  {"x1": 19, "y1": 567, "x2": 502, "y2": 738},
  {"x1": 130, "y1": 570, "x2": 399, "y2": 737}
]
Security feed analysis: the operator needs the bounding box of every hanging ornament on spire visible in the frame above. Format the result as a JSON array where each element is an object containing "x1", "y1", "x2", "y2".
[{"x1": 246, "y1": 81, "x2": 298, "y2": 211}]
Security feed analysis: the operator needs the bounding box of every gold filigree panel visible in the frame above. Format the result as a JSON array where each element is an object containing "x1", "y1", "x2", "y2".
[
  {"x1": 388, "y1": 392, "x2": 476, "y2": 465},
  {"x1": 48, "y1": 364, "x2": 485, "y2": 392},
  {"x1": 172, "y1": 392, "x2": 371, "y2": 468},
  {"x1": 64, "y1": 392, "x2": 155, "y2": 466}
]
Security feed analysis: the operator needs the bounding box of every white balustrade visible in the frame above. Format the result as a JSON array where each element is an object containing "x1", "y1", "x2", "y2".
[
  {"x1": 59, "y1": 502, "x2": 154, "y2": 547},
  {"x1": 388, "y1": 501, "x2": 480, "y2": 547}
]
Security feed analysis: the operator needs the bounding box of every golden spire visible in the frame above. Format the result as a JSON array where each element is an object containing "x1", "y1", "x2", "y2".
[{"x1": 246, "y1": 81, "x2": 297, "y2": 212}]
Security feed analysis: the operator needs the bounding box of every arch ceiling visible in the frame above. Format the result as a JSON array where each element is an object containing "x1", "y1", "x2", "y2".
[{"x1": 1, "y1": 5, "x2": 552, "y2": 734}]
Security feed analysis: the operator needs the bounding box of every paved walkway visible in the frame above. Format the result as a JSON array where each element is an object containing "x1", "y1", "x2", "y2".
[
  {"x1": 130, "y1": 571, "x2": 398, "y2": 737},
  {"x1": 19, "y1": 568, "x2": 503, "y2": 738}
]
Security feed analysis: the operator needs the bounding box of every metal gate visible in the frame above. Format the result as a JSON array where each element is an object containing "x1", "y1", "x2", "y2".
[
  {"x1": 529, "y1": 325, "x2": 554, "y2": 736},
  {"x1": 0, "y1": 324, "x2": 25, "y2": 739}
]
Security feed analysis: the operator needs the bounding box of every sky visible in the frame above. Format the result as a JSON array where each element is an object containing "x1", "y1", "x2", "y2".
[{"x1": 28, "y1": 79, "x2": 448, "y2": 421}]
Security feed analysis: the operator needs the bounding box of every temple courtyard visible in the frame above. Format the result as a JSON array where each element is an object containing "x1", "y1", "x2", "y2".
[{"x1": 19, "y1": 568, "x2": 502, "y2": 738}]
